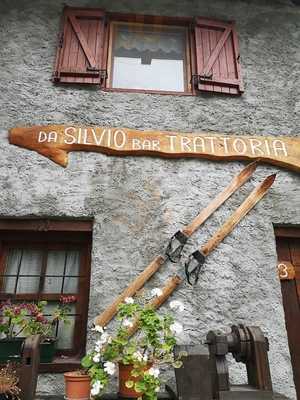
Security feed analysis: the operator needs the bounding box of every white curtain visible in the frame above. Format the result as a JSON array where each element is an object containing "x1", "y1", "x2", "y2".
[
  {"x1": 44, "y1": 250, "x2": 80, "y2": 294},
  {"x1": 4, "y1": 249, "x2": 42, "y2": 294}
]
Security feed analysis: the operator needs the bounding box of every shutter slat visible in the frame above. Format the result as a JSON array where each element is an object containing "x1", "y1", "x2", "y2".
[
  {"x1": 201, "y1": 25, "x2": 232, "y2": 77},
  {"x1": 53, "y1": 7, "x2": 106, "y2": 85},
  {"x1": 69, "y1": 15, "x2": 97, "y2": 68},
  {"x1": 194, "y1": 17, "x2": 243, "y2": 95}
]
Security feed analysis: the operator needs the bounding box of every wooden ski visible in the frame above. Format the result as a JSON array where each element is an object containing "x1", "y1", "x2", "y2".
[
  {"x1": 94, "y1": 162, "x2": 258, "y2": 327},
  {"x1": 185, "y1": 173, "x2": 276, "y2": 284},
  {"x1": 166, "y1": 161, "x2": 258, "y2": 261}
]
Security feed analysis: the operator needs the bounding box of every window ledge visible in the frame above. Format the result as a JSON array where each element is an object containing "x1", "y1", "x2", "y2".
[
  {"x1": 103, "y1": 87, "x2": 194, "y2": 96},
  {"x1": 39, "y1": 356, "x2": 81, "y2": 373}
]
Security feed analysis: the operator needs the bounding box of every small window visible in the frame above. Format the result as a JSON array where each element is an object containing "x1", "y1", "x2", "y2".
[
  {"x1": 0, "y1": 220, "x2": 92, "y2": 373},
  {"x1": 108, "y1": 23, "x2": 189, "y2": 92},
  {"x1": 53, "y1": 7, "x2": 244, "y2": 95}
]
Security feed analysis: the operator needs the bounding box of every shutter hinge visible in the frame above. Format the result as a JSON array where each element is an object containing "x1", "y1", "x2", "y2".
[
  {"x1": 59, "y1": 33, "x2": 64, "y2": 48},
  {"x1": 199, "y1": 73, "x2": 213, "y2": 80},
  {"x1": 191, "y1": 73, "x2": 213, "y2": 89},
  {"x1": 53, "y1": 70, "x2": 60, "y2": 82}
]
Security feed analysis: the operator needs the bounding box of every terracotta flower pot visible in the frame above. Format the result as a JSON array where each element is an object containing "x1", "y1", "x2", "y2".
[
  {"x1": 64, "y1": 371, "x2": 91, "y2": 400},
  {"x1": 118, "y1": 363, "x2": 151, "y2": 398}
]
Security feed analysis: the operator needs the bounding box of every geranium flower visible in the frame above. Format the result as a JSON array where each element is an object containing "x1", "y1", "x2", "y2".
[
  {"x1": 169, "y1": 300, "x2": 184, "y2": 312},
  {"x1": 170, "y1": 322, "x2": 183, "y2": 335},
  {"x1": 150, "y1": 288, "x2": 163, "y2": 297},
  {"x1": 124, "y1": 297, "x2": 134, "y2": 304},
  {"x1": 98, "y1": 332, "x2": 110, "y2": 344},
  {"x1": 93, "y1": 353, "x2": 100, "y2": 363},
  {"x1": 91, "y1": 380, "x2": 103, "y2": 396},
  {"x1": 104, "y1": 361, "x2": 116, "y2": 375},
  {"x1": 148, "y1": 367, "x2": 160, "y2": 378}
]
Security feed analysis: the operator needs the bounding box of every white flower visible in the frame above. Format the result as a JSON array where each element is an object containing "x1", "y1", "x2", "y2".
[
  {"x1": 170, "y1": 322, "x2": 183, "y2": 335},
  {"x1": 92, "y1": 325, "x2": 104, "y2": 333},
  {"x1": 133, "y1": 351, "x2": 143, "y2": 362},
  {"x1": 99, "y1": 332, "x2": 110, "y2": 344},
  {"x1": 150, "y1": 288, "x2": 163, "y2": 297},
  {"x1": 122, "y1": 318, "x2": 134, "y2": 328},
  {"x1": 93, "y1": 353, "x2": 100, "y2": 363},
  {"x1": 155, "y1": 386, "x2": 160, "y2": 392},
  {"x1": 104, "y1": 361, "x2": 116, "y2": 375},
  {"x1": 169, "y1": 300, "x2": 185, "y2": 312},
  {"x1": 91, "y1": 381, "x2": 103, "y2": 396},
  {"x1": 148, "y1": 367, "x2": 160, "y2": 378},
  {"x1": 124, "y1": 297, "x2": 134, "y2": 304},
  {"x1": 94, "y1": 341, "x2": 103, "y2": 352}
]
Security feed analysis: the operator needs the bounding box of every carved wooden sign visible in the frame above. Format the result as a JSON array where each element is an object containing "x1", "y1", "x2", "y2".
[
  {"x1": 277, "y1": 261, "x2": 296, "y2": 281},
  {"x1": 9, "y1": 125, "x2": 300, "y2": 172}
]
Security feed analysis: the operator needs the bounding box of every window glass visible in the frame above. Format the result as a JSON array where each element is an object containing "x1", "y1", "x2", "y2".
[
  {"x1": 44, "y1": 250, "x2": 80, "y2": 294},
  {"x1": 111, "y1": 23, "x2": 187, "y2": 92},
  {"x1": 4, "y1": 249, "x2": 42, "y2": 294},
  {"x1": 44, "y1": 302, "x2": 76, "y2": 350}
]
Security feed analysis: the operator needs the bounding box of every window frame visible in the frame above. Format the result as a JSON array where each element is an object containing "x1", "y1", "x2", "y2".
[
  {"x1": 0, "y1": 219, "x2": 92, "y2": 373},
  {"x1": 102, "y1": 13, "x2": 196, "y2": 96}
]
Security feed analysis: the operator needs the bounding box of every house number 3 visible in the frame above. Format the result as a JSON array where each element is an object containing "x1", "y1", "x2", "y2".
[{"x1": 277, "y1": 262, "x2": 295, "y2": 280}]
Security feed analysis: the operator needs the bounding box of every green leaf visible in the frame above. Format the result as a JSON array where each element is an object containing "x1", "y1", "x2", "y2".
[
  {"x1": 178, "y1": 351, "x2": 188, "y2": 358},
  {"x1": 81, "y1": 355, "x2": 93, "y2": 368},
  {"x1": 125, "y1": 380, "x2": 134, "y2": 388},
  {"x1": 172, "y1": 360, "x2": 183, "y2": 368}
]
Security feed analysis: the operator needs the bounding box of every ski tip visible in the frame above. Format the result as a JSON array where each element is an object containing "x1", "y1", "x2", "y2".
[
  {"x1": 263, "y1": 173, "x2": 277, "y2": 187},
  {"x1": 241, "y1": 160, "x2": 258, "y2": 175}
]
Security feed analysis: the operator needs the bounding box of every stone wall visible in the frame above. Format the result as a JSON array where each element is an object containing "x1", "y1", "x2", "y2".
[{"x1": 0, "y1": 0, "x2": 299, "y2": 398}]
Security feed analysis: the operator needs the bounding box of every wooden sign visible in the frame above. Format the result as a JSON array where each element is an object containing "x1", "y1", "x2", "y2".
[
  {"x1": 8, "y1": 125, "x2": 300, "y2": 173},
  {"x1": 277, "y1": 261, "x2": 296, "y2": 280}
]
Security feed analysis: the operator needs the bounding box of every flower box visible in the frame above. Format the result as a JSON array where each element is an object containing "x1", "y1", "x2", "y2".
[
  {"x1": 0, "y1": 338, "x2": 24, "y2": 363},
  {"x1": 40, "y1": 338, "x2": 57, "y2": 364}
]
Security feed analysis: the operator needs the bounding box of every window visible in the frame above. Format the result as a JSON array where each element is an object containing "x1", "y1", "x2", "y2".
[
  {"x1": 108, "y1": 23, "x2": 188, "y2": 92},
  {"x1": 53, "y1": 7, "x2": 244, "y2": 95},
  {"x1": 0, "y1": 219, "x2": 92, "y2": 373}
]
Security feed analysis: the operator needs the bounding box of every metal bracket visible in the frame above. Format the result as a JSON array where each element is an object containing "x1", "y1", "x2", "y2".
[
  {"x1": 191, "y1": 73, "x2": 213, "y2": 88},
  {"x1": 165, "y1": 231, "x2": 188, "y2": 263},
  {"x1": 185, "y1": 250, "x2": 206, "y2": 285},
  {"x1": 199, "y1": 73, "x2": 213, "y2": 80}
]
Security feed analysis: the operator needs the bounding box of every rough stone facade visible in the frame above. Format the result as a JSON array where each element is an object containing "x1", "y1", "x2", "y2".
[{"x1": 0, "y1": 0, "x2": 299, "y2": 398}]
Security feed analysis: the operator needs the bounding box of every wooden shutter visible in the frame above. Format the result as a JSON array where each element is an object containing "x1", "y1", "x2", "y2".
[
  {"x1": 194, "y1": 18, "x2": 243, "y2": 95},
  {"x1": 53, "y1": 7, "x2": 106, "y2": 85}
]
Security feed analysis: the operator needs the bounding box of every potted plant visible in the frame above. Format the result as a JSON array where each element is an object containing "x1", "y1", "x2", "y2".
[
  {"x1": 64, "y1": 370, "x2": 91, "y2": 400},
  {"x1": 0, "y1": 296, "x2": 74, "y2": 363},
  {"x1": 81, "y1": 289, "x2": 186, "y2": 400},
  {"x1": 0, "y1": 363, "x2": 20, "y2": 400}
]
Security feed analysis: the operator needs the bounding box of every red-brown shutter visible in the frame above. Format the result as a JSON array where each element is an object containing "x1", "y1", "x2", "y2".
[
  {"x1": 53, "y1": 7, "x2": 106, "y2": 85},
  {"x1": 194, "y1": 18, "x2": 244, "y2": 95}
]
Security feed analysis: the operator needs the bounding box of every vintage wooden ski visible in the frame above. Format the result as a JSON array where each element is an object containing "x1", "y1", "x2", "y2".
[
  {"x1": 165, "y1": 161, "x2": 258, "y2": 262},
  {"x1": 185, "y1": 173, "x2": 276, "y2": 284},
  {"x1": 94, "y1": 162, "x2": 258, "y2": 327}
]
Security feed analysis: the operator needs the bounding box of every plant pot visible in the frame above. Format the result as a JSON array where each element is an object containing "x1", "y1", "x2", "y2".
[
  {"x1": 64, "y1": 371, "x2": 91, "y2": 400},
  {"x1": 40, "y1": 338, "x2": 57, "y2": 363},
  {"x1": 0, "y1": 338, "x2": 25, "y2": 363},
  {"x1": 118, "y1": 363, "x2": 151, "y2": 398}
]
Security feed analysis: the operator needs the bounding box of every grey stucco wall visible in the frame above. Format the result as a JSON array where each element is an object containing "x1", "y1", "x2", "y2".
[{"x1": 0, "y1": 0, "x2": 299, "y2": 398}]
